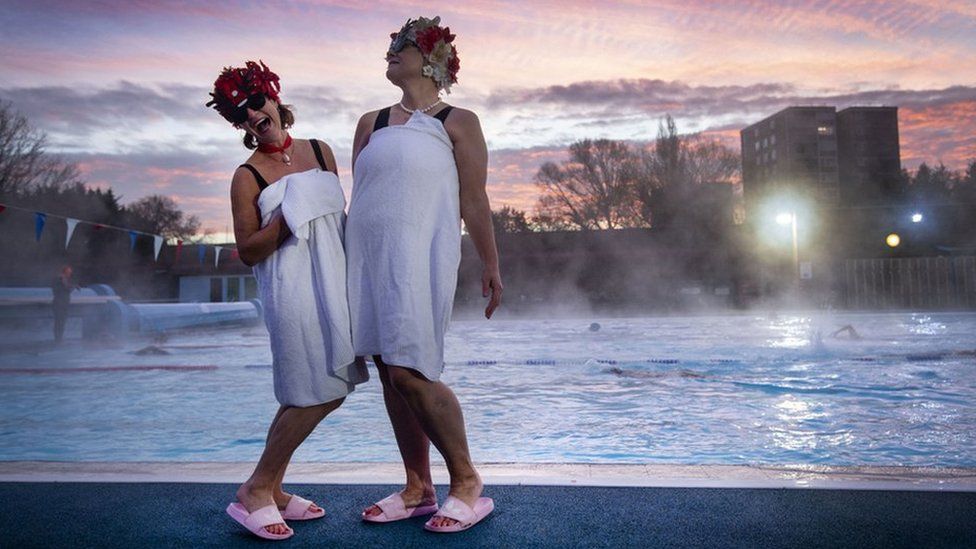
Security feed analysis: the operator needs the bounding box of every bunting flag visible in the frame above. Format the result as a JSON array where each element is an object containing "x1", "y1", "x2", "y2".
[
  {"x1": 34, "y1": 212, "x2": 46, "y2": 241},
  {"x1": 65, "y1": 218, "x2": 79, "y2": 249},
  {"x1": 0, "y1": 203, "x2": 236, "y2": 270},
  {"x1": 153, "y1": 235, "x2": 164, "y2": 261}
]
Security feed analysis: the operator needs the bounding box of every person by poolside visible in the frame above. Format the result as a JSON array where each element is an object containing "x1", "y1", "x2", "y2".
[
  {"x1": 347, "y1": 16, "x2": 502, "y2": 533},
  {"x1": 207, "y1": 60, "x2": 368, "y2": 541},
  {"x1": 51, "y1": 264, "x2": 78, "y2": 343}
]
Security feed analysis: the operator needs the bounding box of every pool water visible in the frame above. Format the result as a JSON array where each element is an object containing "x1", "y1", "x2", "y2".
[{"x1": 1, "y1": 312, "x2": 974, "y2": 466}]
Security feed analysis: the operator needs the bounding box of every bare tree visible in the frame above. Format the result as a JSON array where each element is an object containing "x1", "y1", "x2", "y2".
[
  {"x1": 634, "y1": 114, "x2": 740, "y2": 227},
  {"x1": 0, "y1": 101, "x2": 49, "y2": 195},
  {"x1": 534, "y1": 139, "x2": 644, "y2": 230},
  {"x1": 125, "y1": 195, "x2": 201, "y2": 240},
  {"x1": 492, "y1": 205, "x2": 533, "y2": 233}
]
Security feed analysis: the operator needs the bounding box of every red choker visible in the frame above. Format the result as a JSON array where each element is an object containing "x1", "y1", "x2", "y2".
[{"x1": 257, "y1": 134, "x2": 293, "y2": 165}]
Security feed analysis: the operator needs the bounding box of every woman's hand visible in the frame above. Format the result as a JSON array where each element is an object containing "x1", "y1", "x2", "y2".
[{"x1": 482, "y1": 266, "x2": 503, "y2": 319}]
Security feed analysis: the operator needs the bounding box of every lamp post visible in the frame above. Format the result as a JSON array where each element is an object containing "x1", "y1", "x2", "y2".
[{"x1": 776, "y1": 211, "x2": 799, "y2": 290}]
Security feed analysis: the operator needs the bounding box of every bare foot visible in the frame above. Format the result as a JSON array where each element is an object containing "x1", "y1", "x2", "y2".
[
  {"x1": 275, "y1": 490, "x2": 323, "y2": 515},
  {"x1": 237, "y1": 482, "x2": 291, "y2": 536},
  {"x1": 427, "y1": 474, "x2": 483, "y2": 529},
  {"x1": 363, "y1": 486, "x2": 437, "y2": 519}
]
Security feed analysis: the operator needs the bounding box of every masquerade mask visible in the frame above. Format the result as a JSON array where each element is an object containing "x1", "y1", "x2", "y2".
[
  {"x1": 385, "y1": 17, "x2": 460, "y2": 93},
  {"x1": 229, "y1": 93, "x2": 267, "y2": 125},
  {"x1": 207, "y1": 60, "x2": 281, "y2": 124}
]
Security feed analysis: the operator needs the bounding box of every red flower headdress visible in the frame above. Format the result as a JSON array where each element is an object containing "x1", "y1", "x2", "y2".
[
  {"x1": 206, "y1": 60, "x2": 282, "y2": 124},
  {"x1": 389, "y1": 16, "x2": 460, "y2": 93}
]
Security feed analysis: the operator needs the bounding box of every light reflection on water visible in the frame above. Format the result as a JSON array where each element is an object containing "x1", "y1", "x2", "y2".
[{"x1": 0, "y1": 312, "x2": 974, "y2": 466}]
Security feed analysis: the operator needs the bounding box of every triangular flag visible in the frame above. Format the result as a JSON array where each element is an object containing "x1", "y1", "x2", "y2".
[
  {"x1": 197, "y1": 245, "x2": 206, "y2": 264},
  {"x1": 129, "y1": 231, "x2": 138, "y2": 252},
  {"x1": 34, "y1": 212, "x2": 47, "y2": 241},
  {"x1": 230, "y1": 249, "x2": 240, "y2": 260},
  {"x1": 174, "y1": 240, "x2": 183, "y2": 265},
  {"x1": 214, "y1": 246, "x2": 223, "y2": 268},
  {"x1": 153, "y1": 235, "x2": 163, "y2": 261},
  {"x1": 65, "y1": 218, "x2": 79, "y2": 249}
]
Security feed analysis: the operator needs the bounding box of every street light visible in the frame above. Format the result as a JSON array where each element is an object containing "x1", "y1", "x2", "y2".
[
  {"x1": 911, "y1": 212, "x2": 923, "y2": 223},
  {"x1": 776, "y1": 211, "x2": 799, "y2": 288},
  {"x1": 886, "y1": 233, "x2": 901, "y2": 247}
]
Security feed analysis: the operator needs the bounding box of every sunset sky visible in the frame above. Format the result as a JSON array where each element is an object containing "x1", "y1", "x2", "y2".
[{"x1": 2, "y1": 0, "x2": 974, "y2": 239}]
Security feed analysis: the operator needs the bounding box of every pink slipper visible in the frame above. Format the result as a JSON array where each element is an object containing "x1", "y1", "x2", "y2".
[
  {"x1": 362, "y1": 492, "x2": 439, "y2": 523},
  {"x1": 424, "y1": 495, "x2": 494, "y2": 533},
  {"x1": 281, "y1": 495, "x2": 325, "y2": 521},
  {"x1": 226, "y1": 502, "x2": 293, "y2": 540}
]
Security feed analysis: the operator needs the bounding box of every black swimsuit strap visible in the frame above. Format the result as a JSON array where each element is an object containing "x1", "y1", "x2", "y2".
[
  {"x1": 309, "y1": 139, "x2": 330, "y2": 172},
  {"x1": 239, "y1": 164, "x2": 268, "y2": 190},
  {"x1": 433, "y1": 105, "x2": 454, "y2": 123},
  {"x1": 372, "y1": 107, "x2": 392, "y2": 132}
]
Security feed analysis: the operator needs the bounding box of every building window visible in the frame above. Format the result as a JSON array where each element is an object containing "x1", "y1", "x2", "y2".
[
  {"x1": 770, "y1": 135, "x2": 776, "y2": 145},
  {"x1": 209, "y1": 278, "x2": 222, "y2": 302},
  {"x1": 817, "y1": 125, "x2": 834, "y2": 136},
  {"x1": 227, "y1": 277, "x2": 240, "y2": 302},
  {"x1": 771, "y1": 150, "x2": 776, "y2": 161},
  {"x1": 755, "y1": 142, "x2": 760, "y2": 151}
]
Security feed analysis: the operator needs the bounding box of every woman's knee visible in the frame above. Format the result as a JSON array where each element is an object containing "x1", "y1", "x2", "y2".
[{"x1": 384, "y1": 365, "x2": 428, "y2": 395}]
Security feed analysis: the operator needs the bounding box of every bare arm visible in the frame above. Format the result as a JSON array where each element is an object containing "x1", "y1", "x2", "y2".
[
  {"x1": 449, "y1": 108, "x2": 503, "y2": 318},
  {"x1": 351, "y1": 111, "x2": 378, "y2": 174},
  {"x1": 230, "y1": 167, "x2": 291, "y2": 267}
]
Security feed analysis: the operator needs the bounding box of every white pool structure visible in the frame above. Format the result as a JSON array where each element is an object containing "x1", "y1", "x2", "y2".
[{"x1": 1, "y1": 312, "x2": 974, "y2": 489}]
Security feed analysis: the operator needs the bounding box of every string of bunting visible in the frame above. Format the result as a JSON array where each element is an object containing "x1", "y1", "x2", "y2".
[{"x1": 0, "y1": 202, "x2": 239, "y2": 267}]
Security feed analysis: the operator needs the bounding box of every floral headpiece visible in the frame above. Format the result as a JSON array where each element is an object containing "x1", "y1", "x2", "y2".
[
  {"x1": 206, "y1": 60, "x2": 282, "y2": 124},
  {"x1": 389, "y1": 16, "x2": 460, "y2": 93}
]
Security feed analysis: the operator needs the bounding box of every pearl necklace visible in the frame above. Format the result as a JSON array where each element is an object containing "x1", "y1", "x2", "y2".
[{"x1": 398, "y1": 98, "x2": 441, "y2": 114}]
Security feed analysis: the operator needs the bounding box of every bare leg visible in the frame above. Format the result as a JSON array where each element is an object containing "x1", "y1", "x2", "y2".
[
  {"x1": 261, "y1": 408, "x2": 323, "y2": 514},
  {"x1": 236, "y1": 398, "x2": 343, "y2": 535},
  {"x1": 363, "y1": 358, "x2": 437, "y2": 518},
  {"x1": 382, "y1": 362, "x2": 483, "y2": 528}
]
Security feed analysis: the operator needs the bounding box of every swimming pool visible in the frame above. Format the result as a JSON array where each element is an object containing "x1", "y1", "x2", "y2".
[{"x1": 1, "y1": 312, "x2": 974, "y2": 466}]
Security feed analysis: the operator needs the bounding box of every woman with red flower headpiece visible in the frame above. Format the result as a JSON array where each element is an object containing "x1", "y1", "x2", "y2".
[
  {"x1": 207, "y1": 60, "x2": 368, "y2": 541},
  {"x1": 347, "y1": 17, "x2": 502, "y2": 533}
]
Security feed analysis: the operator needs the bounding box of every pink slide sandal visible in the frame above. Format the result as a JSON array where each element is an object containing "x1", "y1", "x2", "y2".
[
  {"x1": 362, "y1": 492, "x2": 440, "y2": 523},
  {"x1": 281, "y1": 495, "x2": 325, "y2": 521},
  {"x1": 226, "y1": 502, "x2": 293, "y2": 541},
  {"x1": 424, "y1": 495, "x2": 494, "y2": 533}
]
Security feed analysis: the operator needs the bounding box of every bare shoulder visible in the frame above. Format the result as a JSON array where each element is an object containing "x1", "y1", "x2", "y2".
[
  {"x1": 230, "y1": 165, "x2": 261, "y2": 198},
  {"x1": 443, "y1": 106, "x2": 483, "y2": 141},
  {"x1": 445, "y1": 106, "x2": 480, "y2": 128},
  {"x1": 308, "y1": 138, "x2": 338, "y2": 173},
  {"x1": 356, "y1": 109, "x2": 384, "y2": 132}
]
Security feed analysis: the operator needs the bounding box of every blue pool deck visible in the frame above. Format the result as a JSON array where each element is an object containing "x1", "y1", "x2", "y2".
[{"x1": 2, "y1": 462, "x2": 974, "y2": 548}]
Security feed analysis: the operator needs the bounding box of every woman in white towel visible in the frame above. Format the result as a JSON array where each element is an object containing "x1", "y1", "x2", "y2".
[
  {"x1": 207, "y1": 60, "x2": 368, "y2": 541},
  {"x1": 348, "y1": 17, "x2": 503, "y2": 533}
]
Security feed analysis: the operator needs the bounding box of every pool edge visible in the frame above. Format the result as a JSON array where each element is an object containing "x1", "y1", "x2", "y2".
[{"x1": 1, "y1": 462, "x2": 974, "y2": 492}]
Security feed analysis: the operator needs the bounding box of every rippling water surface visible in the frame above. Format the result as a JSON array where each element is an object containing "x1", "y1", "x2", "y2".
[{"x1": 1, "y1": 312, "x2": 974, "y2": 466}]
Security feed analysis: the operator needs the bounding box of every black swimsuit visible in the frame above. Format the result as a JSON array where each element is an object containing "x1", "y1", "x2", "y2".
[{"x1": 239, "y1": 139, "x2": 331, "y2": 190}]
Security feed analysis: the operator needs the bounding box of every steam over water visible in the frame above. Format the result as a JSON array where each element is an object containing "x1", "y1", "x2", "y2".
[{"x1": 1, "y1": 312, "x2": 974, "y2": 466}]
